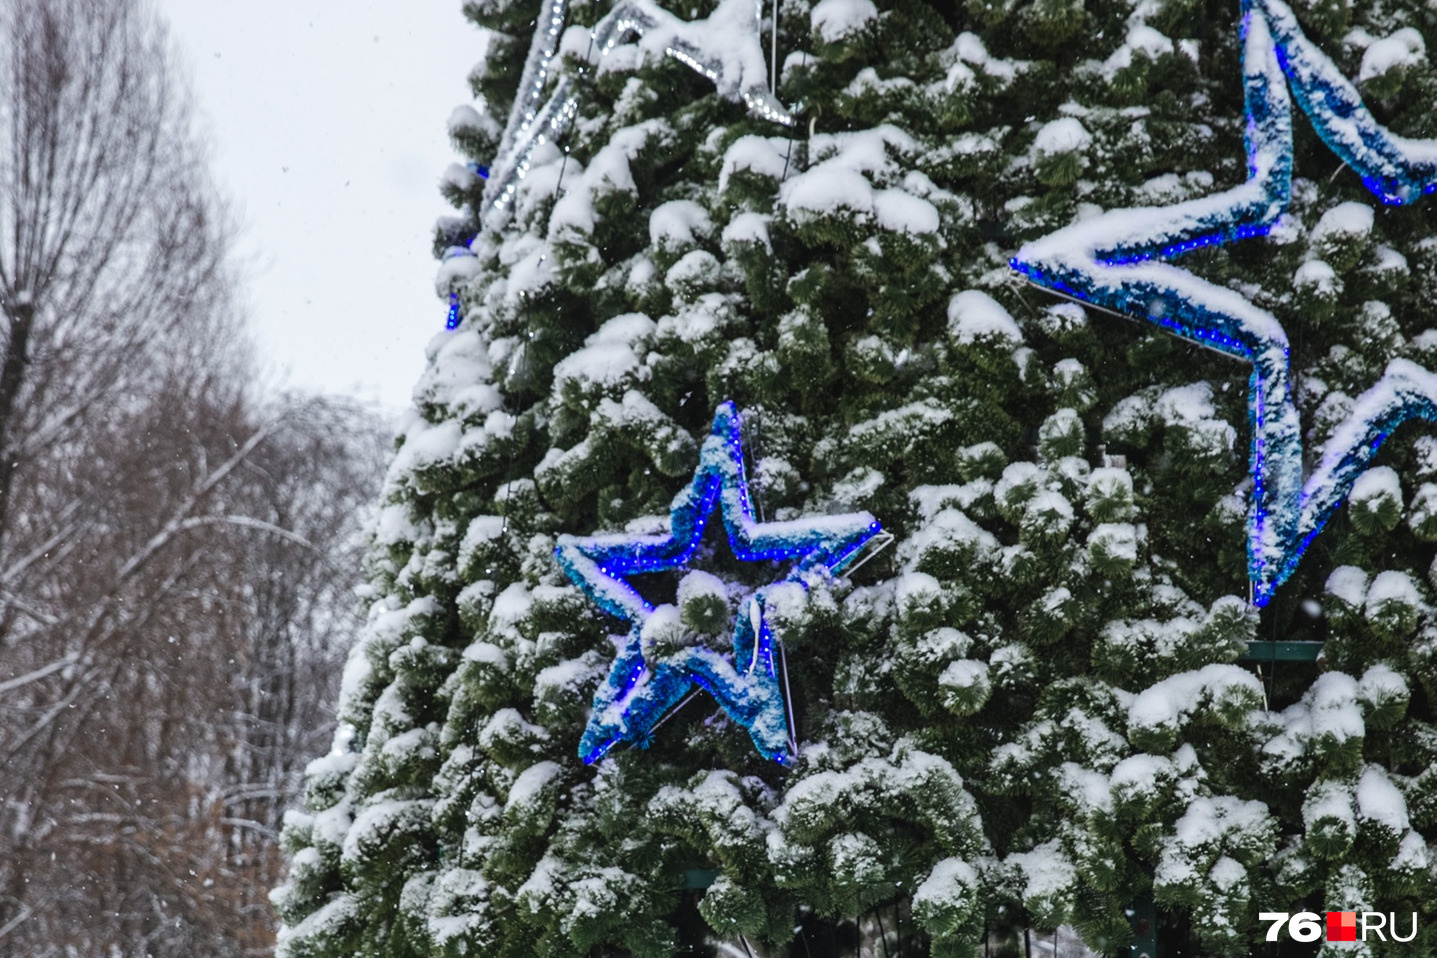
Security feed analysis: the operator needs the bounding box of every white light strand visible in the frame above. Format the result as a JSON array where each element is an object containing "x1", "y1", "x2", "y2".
[
  {"x1": 486, "y1": 0, "x2": 570, "y2": 213},
  {"x1": 479, "y1": 0, "x2": 794, "y2": 231}
]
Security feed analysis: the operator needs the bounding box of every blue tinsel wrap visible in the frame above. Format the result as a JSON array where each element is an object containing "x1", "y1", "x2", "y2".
[
  {"x1": 555, "y1": 402, "x2": 883, "y2": 764},
  {"x1": 1011, "y1": 0, "x2": 1437, "y2": 606}
]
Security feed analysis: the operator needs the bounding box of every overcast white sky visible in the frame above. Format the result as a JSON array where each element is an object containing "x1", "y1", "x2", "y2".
[{"x1": 158, "y1": 0, "x2": 480, "y2": 412}]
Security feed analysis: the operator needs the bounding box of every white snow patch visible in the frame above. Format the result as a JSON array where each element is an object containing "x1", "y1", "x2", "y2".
[
  {"x1": 1263, "y1": 672, "x2": 1365, "y2": 764},
  {"x1": 1008, "y1": 841, "x2": 1076, "y2": 906},
  {"x1": 1366, "y1": 569, "x2": 1421, "y2": 611},
  {"x1": 719, "y1": 136, "x2": 790, "y2": 191},
  {"x1": 1351, "y1": 464, "x2": 1401, "y2": 511},
  {"x1": 1103, "y1": 24, "x2": 1174, "y2": 77},
  {"x1": 948, "y1": 290, "x2": 1021, "y2": 344},
  {"x1": 1356, "y1": 765, "x2": 1409, "y2": 833},
  {"x1": 874, "y1": 188, "x2": 940, "y2": 234},
  {"x1": 1358, "y1": 664, "x2": 1407, "y2": 709},
  {"x1": 1312, "y1": 202, "x2": 1374, "y2": 244},
  {"x1": 1128, "y1": 664, "x2": 1261, "y2": 736},
  {"x1": 506, "y1": 761, "x2": 562, "y2": 814},
  {"x1": 722, "y1": 211, "x2": 772, "y2": 249},
  {"x1": 782, "y1": 166, "x2": 873, "y2": 219},
  {"x1": 1359, "y1": 28, "x2": 1426, "y2": 82},
  {"x1": 1294, "y1": 259, "x2": 1338, "y2": 295},
  {"x1": 913, "y1": 857, "x2": 977, "y2": 912},
  {"x1": 1032, "y1": 117, "x2": 1091, "y2": 157},
  {"x1": 810, "y1": 0, "x2": 878, "y2": 43},
  {"x1": 649, "y1": 199, "x2": 712, "y2": 246},
  {"x1": 1325, "y1": 566, "x2": 1369, "y2": 608}
]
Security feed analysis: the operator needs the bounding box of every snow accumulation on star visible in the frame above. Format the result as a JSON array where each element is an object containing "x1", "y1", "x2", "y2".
[
  {"x1": 1012, "y1": 0, "x2": 1437, "y2": 606},
  {"x1": 555, "y1": 402, "x2": 884, "y2": 764}
]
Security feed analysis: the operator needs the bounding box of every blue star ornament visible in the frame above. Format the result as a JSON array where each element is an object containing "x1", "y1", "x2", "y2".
[
  {"x1": 555, "y1": 402, "x2": 883, "y2": 764},
  {"x1": 1011, "y1": 0, "x2": 1437, "y2": 606}
]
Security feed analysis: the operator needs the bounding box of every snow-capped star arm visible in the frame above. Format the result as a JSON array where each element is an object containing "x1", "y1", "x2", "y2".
[
  {"x1": 1010, "y1": 0, "x2": 1437, "y2": 606},
  {"x1": 1254, "y1": 0, "x2": 1437, "y2": 204},
  {"x1": 1016, "y1": 7, "x2": 1292, "y2": 273},
  {"x1": 481, "y1": 77, "x2": 579, "y2": 220},
  {"x1": 1291, "y1": 362, "x2": 1437, "y2": 584},
  {"x1": 593, "y1": 0, "x2": 794, "y2": 126}
]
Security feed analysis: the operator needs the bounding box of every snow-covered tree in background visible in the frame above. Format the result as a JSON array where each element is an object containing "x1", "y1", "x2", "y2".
[
  {"x1": 0, "y1": 1, "x2": 388, "y2": 951},
  {"x1": 275, "y1": 0, "x2": 1437, "y2": 953}
]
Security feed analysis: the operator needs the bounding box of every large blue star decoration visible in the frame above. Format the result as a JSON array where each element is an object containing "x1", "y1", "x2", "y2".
[
  {"x1": 555, "y1": 402, "x2": 883, "y2": 765},
  {"x1": 1011, "y1": 0, "x2": 1437, "y2": 607}
]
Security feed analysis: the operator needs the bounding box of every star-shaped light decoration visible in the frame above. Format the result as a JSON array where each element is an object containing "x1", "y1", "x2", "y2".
[
  {"x1": 1011, "y1": 0, "x2": 1437, "y2": 606},
  {"x1": 555, "y1": 402, "x2": 884, "y2": 764},
  {"x1": 479, "y1": 0, "x2": 793, "y2": 228}
]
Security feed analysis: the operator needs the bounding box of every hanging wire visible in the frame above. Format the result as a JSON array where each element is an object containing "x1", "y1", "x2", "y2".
[
  {"x1": 840, "y1": 530, "x2": 894, "y2": 577},
  {"x1": 769, "y1": 0, "x2": 778, "y2": 94},
  {"x1": 555, "y1": 151, "x2": 572, "y2": 201},
  {"x1": 796, "y1": 919, "x2": 814, "y2": 958},
  {"x1": 779, "y1": 640, "x2": 799, "y2": 760},
  {"x1": 497, "y1": 368, "x2": 523, "y2": 538},
  {"x1": 751, "y1": 409, "x2": 765, "y2": 523},
  {"x1": 640, "y1": 689, "x2": 702, "y2": 740},
  {"x1": 779, "y1": 16, "x2": 809, "y2": 182},
  {"x1": 741, "y1": 405, "x2": 802, "y2": 759},
  {"x1": 874, "y1": 904, "x2": 892, "y2": 958},
  {"x1": 1021, "y1": 280, "x2": 1248, "y2": 365},
  {"x1": 498, "y1": 144, "x2": 572, "y2": 539}
]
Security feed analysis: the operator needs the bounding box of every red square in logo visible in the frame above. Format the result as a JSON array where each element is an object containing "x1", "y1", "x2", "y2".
[{"x1": 1327, "y1": 911, "x2": 1357, "y2": 942}]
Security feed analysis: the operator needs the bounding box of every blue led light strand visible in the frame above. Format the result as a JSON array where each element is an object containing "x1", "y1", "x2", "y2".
[
  {"x1": 1010, "y1": 0, "x2": 1437, "y2": 606},
  {"x1": 1284, "y1": 361, "x2": 1437, "y2": 587},
  {"x1": 555, "y1": 402, "x2": 883, "y2": 764},
  {"x1": 445, "y1": 291, "x2": 461, "y2": 330},
  {"x1": 1259, "y1": 0, "x2": 1437, "y2": 205}
]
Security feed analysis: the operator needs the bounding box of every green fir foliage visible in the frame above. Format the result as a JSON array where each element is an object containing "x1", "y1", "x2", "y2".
[{"x1": 276, "y1": 0, "x2": 1437, "y2": 954}]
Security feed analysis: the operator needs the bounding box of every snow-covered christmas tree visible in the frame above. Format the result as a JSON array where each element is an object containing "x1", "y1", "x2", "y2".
[{"x1": 274, "y1": 0, "x2": 1437, "y2": 954}]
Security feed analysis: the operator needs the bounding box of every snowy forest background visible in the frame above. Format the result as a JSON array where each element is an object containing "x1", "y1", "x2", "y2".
[{"x1": 0, "y1": 0, "x2": 387, "y2": 953}]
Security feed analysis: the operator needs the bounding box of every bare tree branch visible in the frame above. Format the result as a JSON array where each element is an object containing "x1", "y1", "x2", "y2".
[
  {"x1": 0, "y1": 651, "x2": 71, "y2": 693},
  {"x1": 0, "y1": 3, "x2": 386, "y2": 954}
]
